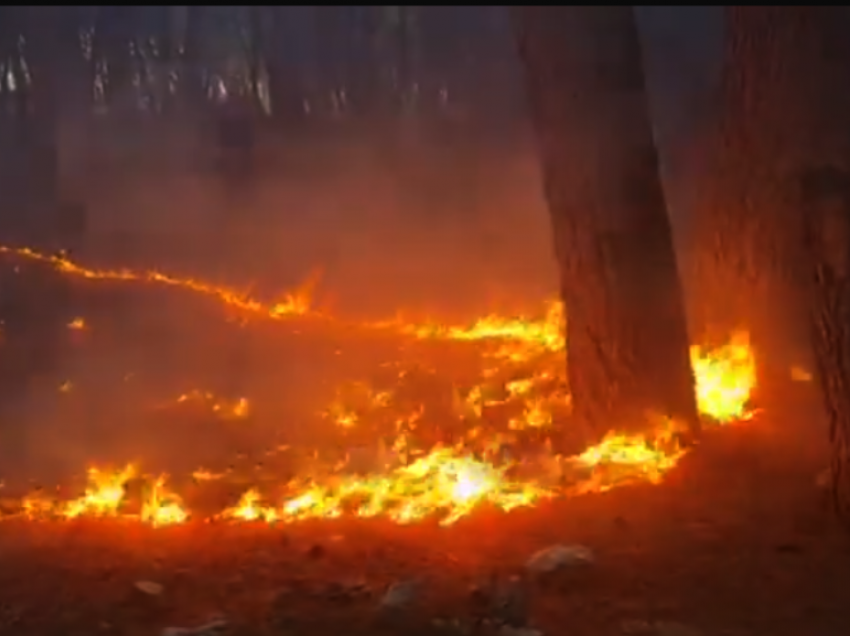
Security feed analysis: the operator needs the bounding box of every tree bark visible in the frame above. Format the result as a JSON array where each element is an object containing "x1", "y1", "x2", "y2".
[
  {"x1": 512, "y1": 6, "x2": 699, "y2": 448},
  {"x1": 718, "y1": 8, "x2": 850, "y2": 524},
  {"x1": 684, "y1": 8, "x2": 829, "y2": 382}
]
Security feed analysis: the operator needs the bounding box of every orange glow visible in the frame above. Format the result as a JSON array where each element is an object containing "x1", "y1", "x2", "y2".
[{"x1": 1, "y1": 247, "x2": 758, "y2": 527}]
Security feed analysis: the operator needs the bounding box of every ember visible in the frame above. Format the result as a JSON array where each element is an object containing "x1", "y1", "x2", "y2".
[{"x1": 1, "y1": 247, "x2": 757, "y2": 526}]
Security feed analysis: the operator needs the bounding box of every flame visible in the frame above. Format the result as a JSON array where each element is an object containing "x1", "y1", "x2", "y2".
[
  {"x1": 61, "y1": 466, "x2": 136, "y2": 518},
  {"x1": 172, "y1": 390, "x2": 251, "y2": 419},
  {"x1": 0, "y1": 246, "x2": 316, "y2": 321},
  {"x1": 690, "y1": 331, "x2": 756, "y2": 422},
  {"x1": 0, "y1": 247, "x2": 759, "y2": 527},
  {"x1": 140, "y1": 477, "x2": 188, "y2": 527},
  {"x1": 22, "y1": 466, "x2": 188, "y2": 525}
]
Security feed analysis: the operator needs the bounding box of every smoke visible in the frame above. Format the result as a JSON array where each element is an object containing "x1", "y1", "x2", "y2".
[{"x1": 0, "y1": 121, "x2": 562, "y2": 486}]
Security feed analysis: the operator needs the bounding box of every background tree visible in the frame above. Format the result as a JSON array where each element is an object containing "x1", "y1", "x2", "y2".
[
  {"x1": 512, "y1": 6, "x2": 699, "y2": 449},
  {"x1": 683, "y1": 7, "x2": 816, "y2": 380},
  {"x1": 709, "y1": 8, "x2": 850, "y2": 524}
]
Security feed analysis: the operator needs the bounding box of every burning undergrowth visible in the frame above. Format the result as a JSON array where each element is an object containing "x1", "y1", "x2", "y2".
[{"x1": 0, "y1": 247, "x2": 758, "y2": 527}]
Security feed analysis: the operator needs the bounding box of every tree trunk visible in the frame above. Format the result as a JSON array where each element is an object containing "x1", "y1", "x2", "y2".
[
  {"x1": 262, "y1": 8, "x2": 292, "y2": 122},
  {"x1": 684, "y1": 9, "x2": 827, "y2": 385},
  {"x1": 21, "y1": 8, "x2": 61, "y2": 244},
  {"x1": 717, "y1": 8, "x2": 850, "y2": 524},
  {"x1": 92, "y1": 7, "x2": 137, "y2": 112},
  {"x1": 512, "y1": 6, "x2": 699, "y2": 449},
  {"x1": 182, "y1": 6, "x2": 209, "y2": 112}
]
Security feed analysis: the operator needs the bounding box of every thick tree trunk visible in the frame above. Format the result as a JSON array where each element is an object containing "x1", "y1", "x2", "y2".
[
  {"x1": 512, "y1": 7, "x2": 699, "y2": 449},
  {"x1": 685, "y1": 8, "x2": 827, "y2": 384},
  {"x1": 719, "y1": 8, "x2": 850, "y2": 524}
]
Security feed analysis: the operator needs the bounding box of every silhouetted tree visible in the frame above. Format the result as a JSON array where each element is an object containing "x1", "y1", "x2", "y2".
[{"x1": 512, "y1": 6, "x2": 699, "y2": 449}]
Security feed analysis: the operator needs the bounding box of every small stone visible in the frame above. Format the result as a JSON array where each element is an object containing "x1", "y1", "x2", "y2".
[
  {"x1": 525, "y1": 544, "x2": 594, "y2": 574},
  {"x1": 134, "y1": 580, "x2": 163, "y2": 596},
  {"x1": 379, "y1": 578, "x2": 421, "y2": 610}
]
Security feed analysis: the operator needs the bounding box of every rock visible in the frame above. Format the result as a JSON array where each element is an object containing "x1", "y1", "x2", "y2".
[
  {"x1": 525, "y1": 544, "x2": 594, "y2": 575},
  {"x1": 161, "y1": 618, "x2": 227, "y2": 636},
  {"x1": 326, "y1": 578, "x2": 371, "y2": 601},
  {"x1": 379, "y1": 578, "x2": 421, "y2": 610},
  {"x1": 134, "y1": 580, "x2": 163, "y2": 596}
]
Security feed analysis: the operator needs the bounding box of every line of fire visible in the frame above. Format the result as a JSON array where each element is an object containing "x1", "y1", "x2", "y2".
[{"x1": 0, "y1": 7, "x2": 846, "y2": 636}]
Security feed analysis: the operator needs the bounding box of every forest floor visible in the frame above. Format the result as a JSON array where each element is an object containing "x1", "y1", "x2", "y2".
[
  {"x1": 0, "y1": 251, "x2": 843, "y2": 636},
  {"x1": 0, "y1": 410, "x2": 843, "y2": 636}
]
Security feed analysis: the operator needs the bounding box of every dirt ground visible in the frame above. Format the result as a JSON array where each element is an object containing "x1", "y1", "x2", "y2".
[{"x1": 0, "y1": 404, "x2": 844, "y2": 636}]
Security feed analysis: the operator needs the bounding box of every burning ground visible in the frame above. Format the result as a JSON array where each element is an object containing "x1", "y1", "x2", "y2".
[
  {"x1": 0, "y1": 246, "x2": 756, "y2": 527},
  {"x1": 0, "y1": 247, "x2": 846, "y2": 636}
]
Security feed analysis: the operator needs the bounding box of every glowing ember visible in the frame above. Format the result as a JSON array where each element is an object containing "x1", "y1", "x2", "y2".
[
  {"x1": 0, "y1": 247, "x2": 760, "y2": 527},
  {"x1": 0, "y1": 246, "x2": 317, "y2": 321},
  {"x1": 172, "y1": 390, "x2": 251, "y2": 419}
]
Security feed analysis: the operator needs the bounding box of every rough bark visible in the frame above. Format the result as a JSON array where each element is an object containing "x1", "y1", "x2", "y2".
[
  {"x1": 697, "y1": 8, "x2": 850, "y2": 524},
  {"x1": 512, "y1": 7, "x2": 699, "y2": 448},
  {"x1": 684, "y1": 8, "x2": 834, "y2": 380},
  {"x1": 726, "y1": 8, "x2": 850, "y2": 526},
  {"x1": 801, "y1": 167, "x2": 850, "y2": 526}
]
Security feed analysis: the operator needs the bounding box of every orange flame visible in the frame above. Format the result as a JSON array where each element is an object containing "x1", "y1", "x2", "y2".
[{"x1": 1, "y1": 247, "x2": 758, "y2": 527}]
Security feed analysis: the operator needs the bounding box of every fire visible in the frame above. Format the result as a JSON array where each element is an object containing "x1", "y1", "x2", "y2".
[
  {"x1": 62, "y1": 466, "x2": 135, "y2": 518},
  {"x1": 22, "y1": 466, "x2": 188, "y2": 526},
  {"x1": 172, "y1": 390, "x2": 251, "y2": 419},
  {"x1": 690, "y1": 331, "x2": 757, "y2": 422},
  {"x1": 221, "y1": 448, "x2": 546, "y2": 526},
  {"x1": 140, "y1": 477, "x2": 188, "y2": 527},
  {"x1": 0, "y1": 247, "x2": 760, "y2": 527},
  {"x1": 0, "y1": 246, "x2": 317, "y2": 321}
]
